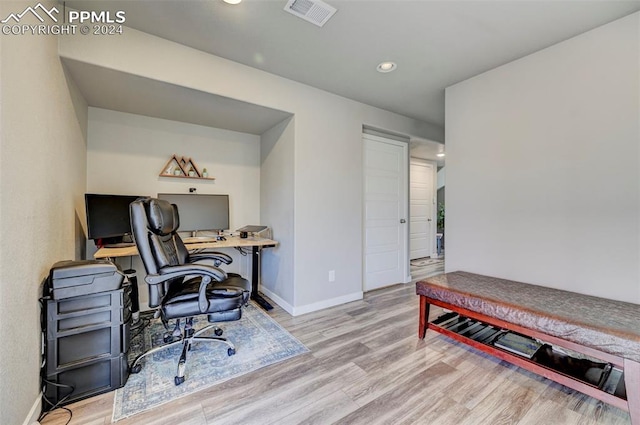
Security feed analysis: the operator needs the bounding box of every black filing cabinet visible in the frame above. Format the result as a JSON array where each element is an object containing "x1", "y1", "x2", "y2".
[{"x1": 42, "y1": 260, "x2": 131, "y2": 408}]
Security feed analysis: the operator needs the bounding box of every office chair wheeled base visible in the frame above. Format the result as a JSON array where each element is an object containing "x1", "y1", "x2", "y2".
[
  {"x1": 129, "y1": 323, "x2": 236, "y2": 385},
  {"x1": 162, "y1": 318, "x2": 223, "y2": 343}
]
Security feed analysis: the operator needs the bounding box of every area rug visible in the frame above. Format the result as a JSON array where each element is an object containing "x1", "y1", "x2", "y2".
[
  {"x1": 112, "y1": 303, "x2": 309, "y2": 421},
  {"x1": 410, "y1": 257, "x2": 445, "y2": 280},
  {"x1": 410, "y1": 257, "x2": 443, "y2": 267}
]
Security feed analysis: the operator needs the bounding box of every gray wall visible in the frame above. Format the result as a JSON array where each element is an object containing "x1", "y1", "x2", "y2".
[
  {"x1": 445, "y1": 13, "x2": 640, "y2": 303},
  {"x1": 0, "y1": 1, "x2": 88, "y2": 422},
  {"x1": 261, "y1": 117, "x2": 296, "y2": 306}
]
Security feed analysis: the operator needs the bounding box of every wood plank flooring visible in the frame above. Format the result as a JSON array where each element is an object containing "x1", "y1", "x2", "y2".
[{"x1": 40, "y1": 284, "x2": 631, "y2": 425}]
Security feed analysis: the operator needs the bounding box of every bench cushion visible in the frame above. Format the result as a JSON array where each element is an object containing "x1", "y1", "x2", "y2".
[{"x1": 416, "y1": 271, "x2": 640, "y2": 362}]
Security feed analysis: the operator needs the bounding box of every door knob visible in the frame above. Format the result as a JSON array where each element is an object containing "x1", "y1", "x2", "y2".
[{"x1": 400, "y1": 219, "x2": 406, "y2": 223}]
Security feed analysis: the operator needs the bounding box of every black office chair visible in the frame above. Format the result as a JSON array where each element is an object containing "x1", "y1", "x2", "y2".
[{"x1": 129, "y1": 197, "x2": 250, "y2": 385}]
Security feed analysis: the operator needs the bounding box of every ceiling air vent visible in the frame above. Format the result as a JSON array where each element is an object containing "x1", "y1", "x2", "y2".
[{"x1": 284, "y1": 0, "x2": 337, "y2": 27}]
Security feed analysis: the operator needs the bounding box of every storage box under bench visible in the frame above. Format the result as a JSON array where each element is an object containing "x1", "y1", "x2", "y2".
[{"x1": 416, "y1": 271, "x2": 640, "y2": 424}]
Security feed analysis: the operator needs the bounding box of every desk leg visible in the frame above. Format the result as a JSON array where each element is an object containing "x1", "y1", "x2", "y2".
[{"x1": 250, "y1": 246, "x2": 273, "y2": 311}]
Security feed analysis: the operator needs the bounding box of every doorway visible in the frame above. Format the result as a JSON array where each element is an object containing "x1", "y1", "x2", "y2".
[{"x1": 408, "y1": 139, "x2": 445, "y2": 280}]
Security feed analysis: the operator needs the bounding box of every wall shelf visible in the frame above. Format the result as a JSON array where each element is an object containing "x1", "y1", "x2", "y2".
[
  {"x1": 159, "y1": 174, "x2": 215, "y2": 181},
  {"x1": 159, "y1": 155, "x2": 214, "y2": 180}
]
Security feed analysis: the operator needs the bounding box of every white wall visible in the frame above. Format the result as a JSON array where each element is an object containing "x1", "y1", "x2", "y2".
[
  {"x1": 0, "y1": 1, "x2": 88, "y2": 423},
  {"x1": 445, "y1": 13, "x2": 640, "y2": 303},
  {"x1": 60, "y1": 27, "x2": 443, "y2": 314},
  {"x1": 437, "y1": 167, "x2": 445, "y2": 190},
  {"x1": 86, "y1": 108, "x2": 260, "y2": 304}
]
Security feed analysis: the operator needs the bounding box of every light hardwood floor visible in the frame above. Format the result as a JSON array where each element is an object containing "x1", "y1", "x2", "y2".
[{"x1": 40, "y1": 283, "x2": 631, "y2": 425}]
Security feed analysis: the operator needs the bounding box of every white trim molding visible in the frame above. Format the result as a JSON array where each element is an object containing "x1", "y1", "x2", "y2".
[
  {"x1": 261, "y1": 286, "x2": 363, "y2": 316},
  {"x1": 23, "y1": 394, "x2": 41, "y2": 425}
]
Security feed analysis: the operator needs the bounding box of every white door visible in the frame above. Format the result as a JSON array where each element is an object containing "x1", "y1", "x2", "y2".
[
  {"x1": 363, "y1": 134, "x2": 409, "y2": 291},
  {"x1": 409, "y1": 159, "x2": 435, "y2": 260}
]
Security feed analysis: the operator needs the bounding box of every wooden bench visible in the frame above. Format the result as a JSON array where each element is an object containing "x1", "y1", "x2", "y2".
[{"x1": 416, "y1": 271, "x2": 640, "y2": 424}]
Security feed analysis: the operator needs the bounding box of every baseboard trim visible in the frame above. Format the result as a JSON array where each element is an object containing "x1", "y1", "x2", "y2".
[
  {"x1": 291, "y1": 292, "x2": 363, "y2": 316},
  {"x1": 259, "y1": 287, "x2": 294, "y2": 315},
  {"x1": 259, "y1": 287, "x2": 363, "y2": 317},
  {"x1": 23, "y1": 394, "x2": 41, "y2": 425}
]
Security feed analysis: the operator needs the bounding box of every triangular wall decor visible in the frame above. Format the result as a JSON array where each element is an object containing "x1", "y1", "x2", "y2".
[{"x1": 159, "y1": 155, "x2": 214, "y2": 180}]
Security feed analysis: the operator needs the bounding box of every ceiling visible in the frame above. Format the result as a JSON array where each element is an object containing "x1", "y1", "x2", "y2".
[
  {"x1": 410, "y1": 139, "x2": 445, "y2": 167},
  {"x1": 65, "y1": 0, "x2": 640, "y2": 128}
]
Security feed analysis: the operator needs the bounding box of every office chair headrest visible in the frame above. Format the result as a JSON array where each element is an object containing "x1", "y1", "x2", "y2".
[{"x1": 147, "y1": 198, "x2": 180, "y2": 236}]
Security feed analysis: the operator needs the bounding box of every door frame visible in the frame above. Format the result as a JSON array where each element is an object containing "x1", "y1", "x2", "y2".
[{"x1": 362, "y1": 133, "x2": 410, "y2": 291}]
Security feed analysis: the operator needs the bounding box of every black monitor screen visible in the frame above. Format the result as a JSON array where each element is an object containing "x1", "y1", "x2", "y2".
[
  {"x1": 158, "y1": 193, "x2": 230, "y2": 233},
  {"x1": 85, "y1": 194, "x2": 142, "y2": 240}
]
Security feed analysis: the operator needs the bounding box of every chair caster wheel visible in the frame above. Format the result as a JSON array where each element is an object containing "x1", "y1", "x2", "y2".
[
  {"x1": 214, "y1": 328, "x2": 223, "y2": 336},
  {"x1": 227, "y1": 348, "x2": 236, "y2": 356},
  {"x1": 175, "y1": 376, "x2": 185, "y2": 386},
  {"x1": 130, "y1": 364, "x2": 142, "y2": 374},
  {"x1": 163, "y1": 334, "x2": 173, "y2": 343}
]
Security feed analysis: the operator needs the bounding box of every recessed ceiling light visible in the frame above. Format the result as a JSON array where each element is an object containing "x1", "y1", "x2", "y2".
[
  {"x1": 223, "y1": 0, "x2": 242, "y2": 4},
  {"x1": 437, "y1": 153, "x2": 445, "y2": 157},
  {"x1": 376, "y1": 61, "x2": 397, "y2": 73}
]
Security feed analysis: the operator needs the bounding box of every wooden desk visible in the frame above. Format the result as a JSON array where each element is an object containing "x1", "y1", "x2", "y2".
[{"x1": 95, "y1": 236, "x2": 278, "y2": 310}]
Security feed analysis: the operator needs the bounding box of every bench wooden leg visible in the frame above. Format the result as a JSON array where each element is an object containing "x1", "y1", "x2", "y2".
[
  {"x1": 418, "y1": 295, "x2": 430, "y2": 339},
  {"x1": 625, "y1": 358, "x2": 640, "y2": 425}
]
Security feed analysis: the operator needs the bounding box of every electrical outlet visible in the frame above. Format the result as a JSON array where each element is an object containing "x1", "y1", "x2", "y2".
[{"x1": 328, "y1": 270, "x2": 335, "y2": 282}]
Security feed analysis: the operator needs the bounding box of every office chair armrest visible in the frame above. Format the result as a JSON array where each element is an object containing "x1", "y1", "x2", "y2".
[
  {"x1": 148, "y1": 264, "x2": 228, "y2": 283},
  {"x1": 149, "y1": 264, "x2": 229, "y2": 312},
  {"x1": 188, "y1": 251, "x2": 233, "y2": 267}
]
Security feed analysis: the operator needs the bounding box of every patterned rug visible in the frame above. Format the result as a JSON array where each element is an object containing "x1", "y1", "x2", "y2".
[
  {"x1": 112, "y1": 303, "x2": 309, "y2": 421},
  {"x1": 410, "y1": 256, "x2": 445, "y2": 280},
  {"x1": 410, "y1": 257, "x2": 443, "y2": 267}
]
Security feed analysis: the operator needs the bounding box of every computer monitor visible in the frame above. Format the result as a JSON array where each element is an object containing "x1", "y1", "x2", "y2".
[
  {"x1": 157, "y1": 193, "x2": 230, "y2": 235},
  {"x1": 85, "y1": 193, "x2": 143, "y2": 245}
]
